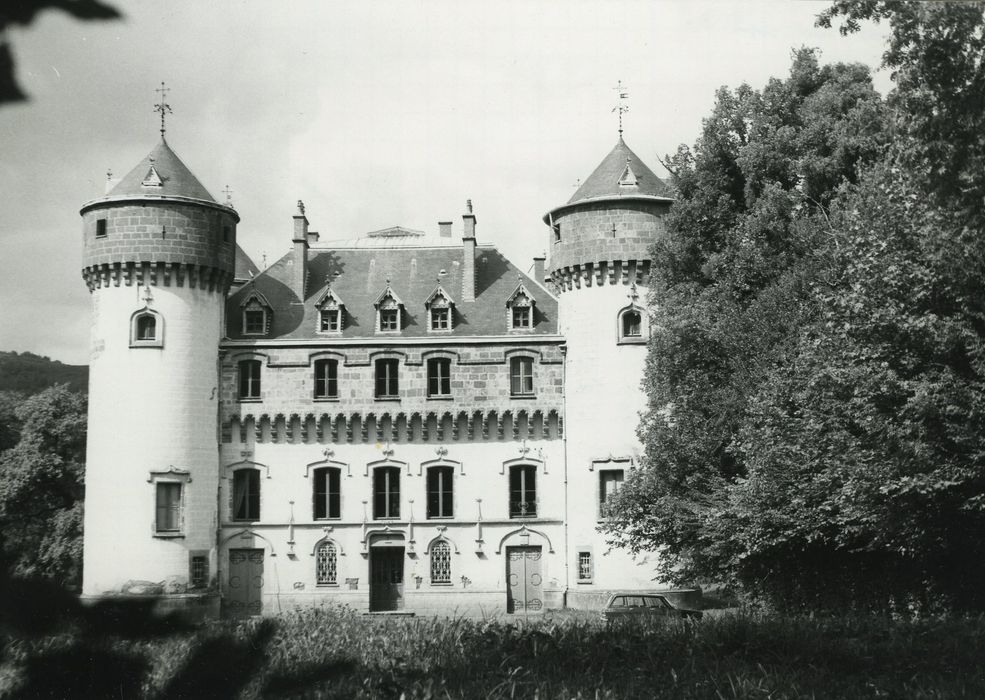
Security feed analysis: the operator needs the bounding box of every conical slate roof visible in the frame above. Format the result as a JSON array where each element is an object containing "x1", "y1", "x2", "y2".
[
  {"x1": 567, "y1": 137, "x2": 672, "y2": 204},
  {"x1": 108, "y1": 138, "x2": 216, "y2": 202}
]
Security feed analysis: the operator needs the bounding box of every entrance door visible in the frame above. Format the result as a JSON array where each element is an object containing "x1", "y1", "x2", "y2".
[
  {"x1": 370, "y1": 546, "x2": 405, "y2": 611},
  {"x1": 227, "y1": 548, "x2": 264, "y2": 618},
  {"x1": 506, "y1": 546, "x2": 543, "y2": 613}
]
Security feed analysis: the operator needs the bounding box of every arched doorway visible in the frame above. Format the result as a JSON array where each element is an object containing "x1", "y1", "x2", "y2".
[{"x1": 369, "y1": 532, "x2": 405, "y2": 611}]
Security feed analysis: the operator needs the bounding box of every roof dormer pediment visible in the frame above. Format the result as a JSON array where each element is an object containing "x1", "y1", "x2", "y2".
[
  {"x1": 240, "y1": 287, "x2": 272, "y2": 309},
  {"x1": 374, "y1": 282, "x2": 404, "y2": 309},
  {"x1": 506, "y1": 279, "x2": 536, "y2": 308},
  {"x1": 315, "y1": 284, "x2": 345, "y2": 310},
  {"x1": 425, "y1": 284, "x2": 455, "y2": 309}
]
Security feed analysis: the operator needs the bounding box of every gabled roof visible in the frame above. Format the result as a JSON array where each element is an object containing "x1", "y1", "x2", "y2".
[
  {"x1": 506, "y1": 279, "x2": 535, "y2": 306},
  {"x1": 224, "y1": 243, "x2": 558, "y2": 341},
  {"x1": 567, "y1": 137, "x2": 673, "y2": 205},
  {"x1": 108, "y1": 138, "x2": 217, "y2": 202}
]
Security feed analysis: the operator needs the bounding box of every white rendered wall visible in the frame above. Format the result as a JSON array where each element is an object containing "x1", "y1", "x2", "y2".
[
  {"x1": 559, "y1": 283, "x2": 662, "y2": 597},
  {"x1": 82, "y1": 283, "x2": 221, "y2": 595}
]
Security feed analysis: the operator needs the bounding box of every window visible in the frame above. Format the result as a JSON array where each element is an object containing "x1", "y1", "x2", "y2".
[
  {"x1": 426, "y1": 466, "x2": 454, "y2": 518},
  {"x1": 373, "y1": 466, "x2": 400, "y2": 519},
  {"x1": 96, "y1": 218, "x2": 107, "y2": 238},
  {"x1": 130, "y1": 310, "x2": 163, "y2": 347},
  {"x1": 316, "y1": 541, "x2": 338, "y2": 585},
  {"x1": 243, "y1": 308, "x2": 266, "y2": 335},
  {"x1": 375, "y1": 358, "x2": 399, "y2": 399},
  {"x1": 238, "y1": 360, "x2": 262, "y2": 400},
  {"x1": 320, "y1": 308, "x2": 341, "y2": 333},
  {"x1": 622, "y1": 310, "x2": 642, "y2": 338},
  {"x1": 314, "y1": 359, "x2": 338, "y2": 399},
  {"x1": 232, "y1": 468, "x2": 261, "y2": 521},
  {"x1": 577, "y1": 551, "x2": 593, "y2": 582},
  {"x1": 189, "y1": 554, "x2": 208, "y2": 589},
  {"x1": 313, "y1": 467, "x2": 341, "y2": 519},
  {"x1": 599, "y1": 469, "x2": 624, "y2": 518},
  {"x1": 552, "y1": 223, "x2": 560, "y2": 243},
  {"x1": 155, "y1": 482, "x2": 182, "y2": 533},
  {"x1": 223, "y1": 225, "x2": 230, "y2": 243},
  {"x1": 510, "y1": 357, "x2": 534, "y2": 397},
  {"x1": 431, "y1": 307, "x2": 450, "y2": 331},
  {"x1": 512, "y1": 306, "x2": 531, "y2": 329},
  {"x1": 430, "y1": 540, "x2": 451, "y2": 584},
  {"x1": 427, "y1": 358, "x2": 451, "y2": 398},
  {"x1": 509, "y1": 464, "x2": 537, "y2": 518},
  {"x1": 379, "y1": 308, "x2": 399, "y2": 332}
]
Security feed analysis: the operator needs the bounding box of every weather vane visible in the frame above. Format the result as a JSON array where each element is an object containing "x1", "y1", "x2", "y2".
[
  {"x1": 612, "y1": 80, "x2": 629, "y2": 137},
  {"x1": 154, "y1": 82, "x2": 172, "y2": 137},
  {"x1": 222, "y1": 184, "x2": 234, "y2": 206}
]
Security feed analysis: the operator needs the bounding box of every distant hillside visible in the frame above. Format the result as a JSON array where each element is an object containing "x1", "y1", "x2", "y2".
[{"x1": 0, "y1": 351, "x2": 88, "y2": 394}]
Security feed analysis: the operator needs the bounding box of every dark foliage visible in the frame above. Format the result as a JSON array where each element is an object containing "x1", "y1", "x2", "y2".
[{"x1": 0, "y1": 351, "x2": 88, "y2": 394}]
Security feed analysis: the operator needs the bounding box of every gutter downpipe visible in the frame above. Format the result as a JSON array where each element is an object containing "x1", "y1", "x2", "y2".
[{"x1": 560, "y1": 340, "x2": 569, "y2": 609}]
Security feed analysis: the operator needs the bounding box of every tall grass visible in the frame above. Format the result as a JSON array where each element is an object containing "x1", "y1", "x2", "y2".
[{"x1": 4, "y1": 605, "x2": 985, "y2": 698}]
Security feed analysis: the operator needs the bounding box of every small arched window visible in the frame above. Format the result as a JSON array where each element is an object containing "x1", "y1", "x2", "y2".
[
  {"x1": 430, "y1": 540, "x2": 451, "y2": 584},
  {"x1": 617, "y1": 306, "x2": 647, "y2": 344},
  {"x1": 130, "y1": 309, "x2": 163, "y2": 348},
  {"x1": 315, "y1": 541, "x2": 338, "y2": 585}
]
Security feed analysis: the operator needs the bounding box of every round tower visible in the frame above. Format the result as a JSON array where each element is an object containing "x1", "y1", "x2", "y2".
[
  {"x1": 80, "y1": 137, "x2": 238, "y2": 601},
  {"x1": 543, "y1": 137, "x2": 674, "y2": 603}
]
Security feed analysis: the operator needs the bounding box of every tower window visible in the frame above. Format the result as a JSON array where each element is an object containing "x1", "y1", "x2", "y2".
[
  {"x1": 373, "y1": 466, "x2": 400, "y2": 519},
  {"x1": 509, "y1": 464, "x2": 537, "y2": 518},
  {"x1": 426, "y1": 466, "x2": 454, "y2": 519},
  {"x1": 375, "y1": 358, "x2": 399, "y2": 399},
  {"x1": 155, "y1": 482, "x2": 182, "y2": 533},
  {"x1": 617, "y1": 306, "x2": 647, "y2": 344},
  {"x1": 510, "y1": 357, "x2": 534, "y2": 397},
  {"x1": 312, "y1": 467, "x2": 341, "y2": 519},
  {"x1": 130, "y1": 310, "x2": 163, "y2": 348},
  {"x1": 430, "y1": 540, "x2": 452, "y2": 584},
  {"x1": 136, "y1": 314, "x2": 156, "y2": 341},
  {"x1": 223, "y1": 225, "x2": 231, "y2": 243},
  {"x1": 314, "y1": 359, "x2": 338, "y2": 399},
  {"x1": 232, "y1": 468, "x2": 261, "y2": 521},
  {"x1": 552, "y1": 223, "x2": 561, "y2": 243},
  {"x1": 599, "y1": 469, "x2": 625, "y2": 519},
  {"x1": 96, "y1": 219, "x2": 107, "y2": 238},
  {"x1": 427, "y1": 357, "x2": 451, "y2": 398},
  {"x1": 238, "y1": 360, "x2": 262, "y2": 400}
]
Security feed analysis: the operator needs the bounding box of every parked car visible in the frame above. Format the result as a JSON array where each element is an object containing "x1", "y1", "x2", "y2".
[{"x1": 600, "y1": 592, "x2": 703, "y2": 622}]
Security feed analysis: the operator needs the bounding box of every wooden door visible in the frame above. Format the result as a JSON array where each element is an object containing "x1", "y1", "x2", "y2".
[
  {"x1": 506, "y1": 546, "x2": 543, "y2": 613},
  {"x1": 369, "y1": 546, "x2": 404, "y2": 611},
  {"x1": 227, "y1": 548, "x2": 264, "y2": 618}
]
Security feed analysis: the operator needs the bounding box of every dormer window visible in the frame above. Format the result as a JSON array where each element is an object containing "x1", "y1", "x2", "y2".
[
  {"x1": 506, "y1": 281, "x2": 536, "y2": 331},
  {"x1": 240, "y1": 289, "x2": 272, "y2": 337},
  {"x1": 130, "y1": 309, "x2": 164, "y2": 348},
  {"x1": 315, "y1": 284, "x2": 345, "y2": 335},
  {"x1": 425, "y1": 284, "x2": 455, "y2": 333},
  {"x1": 374, "y1": 283, "x2": 404, "y2": 334}
]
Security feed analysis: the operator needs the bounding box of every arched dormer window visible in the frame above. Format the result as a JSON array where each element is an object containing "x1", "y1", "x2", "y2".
[
  {"x1": 374, "y1": 282, "x2": 404, "y2": 334},
  {"x1": 617, "y1": 304, "x2": 648, "y2": 345},
  {"x1": 240, "y1": 289, "x2": 272, "y2": 336},
  {"x1": 130, "y1": 308, "x2": 163, "y2": 348},
  {"x1": 425, "y1": 284, "x2": 455, "y2": 332},
  {"x1": 315, "y1": 284, "x2": 345, "y2": 334},
  {"x1": 506, "y1": 280, "x2": 536, "y2": 331}
]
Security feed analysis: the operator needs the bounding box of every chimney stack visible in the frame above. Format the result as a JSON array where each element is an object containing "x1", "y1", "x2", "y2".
[
  {"x1": 292, "y1": 200, "x2": 309, "y2": 299},
  {"x1": 461, "y1": 200, "x2": 476, "y2": 302},
  {"x1": 439, "y1": 221, "x2": 453, "y2": 238},
  {"x1": 307, "y1": 230, "x2": 320, "y2": 245},
  {"x1": 533, "y1": 255, "x2": 546, "y2": 285}
]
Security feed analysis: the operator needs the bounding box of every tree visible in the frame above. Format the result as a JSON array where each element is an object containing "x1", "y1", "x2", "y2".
[{"x1": 0, "y1": 385, "x2": 86, "y2": 587}]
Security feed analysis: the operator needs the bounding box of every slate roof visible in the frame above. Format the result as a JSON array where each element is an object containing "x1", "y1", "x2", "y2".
[
  {"x1": 234, "y1": 244, "x2": 261, "y2": 281},
  {"x1": 108, "y1": 138, "x2": 217, "y2": 202},
  {"x1": 567, "y1": 137, "x2": 673, "y2": 205},
  {"x1": 225, "y1": 241, "x2": 558, "y2": 340}
]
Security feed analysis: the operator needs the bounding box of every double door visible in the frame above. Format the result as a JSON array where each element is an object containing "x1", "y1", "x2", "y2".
[
  {"x1": 227, "y1": 548, "x2": 263, "y2": 618},
  {"x1": 506, "y1": 546, "x2": 543, "y2": 613},
  {"x1": 370, "y1": 546, "x2": 405, "y2": 611}
]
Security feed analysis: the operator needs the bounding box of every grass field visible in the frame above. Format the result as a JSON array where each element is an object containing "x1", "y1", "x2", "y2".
[{"x1": 4, "y1": 605, "x2": 985, "y2": 698}]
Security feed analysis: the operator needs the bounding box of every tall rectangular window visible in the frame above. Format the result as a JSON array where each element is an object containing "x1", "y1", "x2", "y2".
[
  {"x1": 509, "y1": 464, "x2": 537, "y2": 518},
  {"x1": 375, "y1": 358, "x2": 399, "y2": 398},
  {"x1": 510, "y1": 357, "x2": 534, "y2": 396},
  {"x1": 577, "y1": 551, "x2": 593, "y2": 582},
  {"x1": 155, "y1": 482, "x2": 182, "y2": 532},
  {"x1": 232, "y1": 469, "x2": 261, "y2": 521},
  {"x1": 238, "y1": 360, "x2": 262, "y2": 399},
  {"x1": 426, "y1": 466, "x2": 454, "y2": 518},
  {"x1": 313, "y1": 467, "x2": 341, "y2": 519},
  {"x1": 373, "y1": 466, "x2": 400, "y2": 519},
  {"x1": 96, "y1": 218, "x2": 107, "y2": 238},
  {"x1": 189, "y1": 554, "x2": 208, "y2": 589},
  {"x1": 427, "y1": 357, "x2": 451, "y2": 397},
  {"x1": 599, "y1": 469, "x2": 625, "y2": 518},
  {"x1": 314, "y1": 359, "x2": 338, "y2": 399}
]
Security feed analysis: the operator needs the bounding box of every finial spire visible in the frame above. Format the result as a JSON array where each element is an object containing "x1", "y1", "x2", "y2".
[
  {"x1": 154, "y1": 82, "x2": 172, "y2": 137},
  {"x1": 222, "y1": 185, "x2": 234, "y2": 206},
  {"x1": 612, "y1": 80, "x2": 629, "y2": 137}
]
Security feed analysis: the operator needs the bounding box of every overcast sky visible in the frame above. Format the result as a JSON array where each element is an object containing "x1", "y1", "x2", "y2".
[{"x1": 0, "y1": 1, "x2": 890, "y2": 365}]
